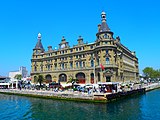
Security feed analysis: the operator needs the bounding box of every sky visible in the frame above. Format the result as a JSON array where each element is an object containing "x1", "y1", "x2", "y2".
[{"x1": 0, "y1": 0, "x2": 160, "y2": 76}]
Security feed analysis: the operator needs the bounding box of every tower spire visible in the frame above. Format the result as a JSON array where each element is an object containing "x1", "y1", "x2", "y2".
[
  {"x1": 99, "y1": 11, "x2": 110, "y2": 32},
  {"x1": 34, "y1": 33, "x2": 45, "y2": 52}
]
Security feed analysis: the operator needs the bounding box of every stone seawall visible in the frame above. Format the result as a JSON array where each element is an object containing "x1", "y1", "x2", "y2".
[
  {"x1": 144, "y1": 83, "x2": 160, "y2": 91},
  {"x1": 0, "y1": 83, "x2": 160, "y2": 103},
  {"x1": 0, "y1": 89, "x2": 100, "y2": 103}
]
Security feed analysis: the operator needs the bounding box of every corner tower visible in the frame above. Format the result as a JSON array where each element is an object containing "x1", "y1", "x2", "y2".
[
  {"x1": 96, "y1": 11, "x2": 114, "y2": 41},
  {"x1": 33, "y1": 33, "x2": 45, "y2": 54}
]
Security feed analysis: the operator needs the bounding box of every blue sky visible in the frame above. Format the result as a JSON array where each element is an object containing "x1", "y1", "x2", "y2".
[{"x1": 0, "y1": 0, "x2": 160, "y2": 76}]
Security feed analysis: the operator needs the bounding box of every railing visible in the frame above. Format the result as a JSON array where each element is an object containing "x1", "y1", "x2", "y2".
[{"x1": 96, "y1": 64, "x2": 118, "y2": 68}]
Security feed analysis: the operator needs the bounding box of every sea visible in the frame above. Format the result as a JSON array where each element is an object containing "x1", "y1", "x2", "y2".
[{"x1": 0, "y1": 89, "x2": 160, "y2": 120}]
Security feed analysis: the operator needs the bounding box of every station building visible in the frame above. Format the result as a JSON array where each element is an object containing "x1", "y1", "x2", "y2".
[{"x1": 31, "y1": 11, "x2": 139, "y2": 84}]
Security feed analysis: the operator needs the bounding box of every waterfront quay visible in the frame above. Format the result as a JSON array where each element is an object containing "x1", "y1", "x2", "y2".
[{"x1": 0, "y1": 82, "x2": 160, "y2": 103}]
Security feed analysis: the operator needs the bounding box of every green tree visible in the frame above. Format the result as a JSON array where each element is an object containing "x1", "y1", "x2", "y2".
[
  {"x1": 67, "y1": 77, "x2": 78, "y2": 89},
  {"x1": 14, "y1": 74, "x2": 22, "y2": 80},
  {"x1": 37, "y1": 75, "x2": 44, "y2": 87},
  {"x1": 143, "y1": 67, "x2": 160, "y2": 79}
]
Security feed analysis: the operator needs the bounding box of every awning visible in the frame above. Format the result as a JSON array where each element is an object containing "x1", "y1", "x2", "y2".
[{"x1": 0, "y1": 83, "x2": 10, "y2": 85}]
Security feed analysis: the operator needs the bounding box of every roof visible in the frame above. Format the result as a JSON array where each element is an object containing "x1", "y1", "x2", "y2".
[
  {"x1": 34, "y1": 33, "x2": 45, "y2": 51},
  {"x1": 99, "y1": 21, "x2": 110, "y2": 32},
  {"x1": 35, "y1": 39, "x2": 44, "y2": 51}
]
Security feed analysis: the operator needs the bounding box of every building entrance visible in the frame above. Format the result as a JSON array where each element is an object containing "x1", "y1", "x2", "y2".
[{"x1": 106, "y1": 76, "x2": 111, "y2": 82}]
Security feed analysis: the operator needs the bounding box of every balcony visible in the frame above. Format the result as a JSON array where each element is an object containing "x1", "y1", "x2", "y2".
[{"x1": 96, "y1": 64, "x2": 118, "y2": 69}]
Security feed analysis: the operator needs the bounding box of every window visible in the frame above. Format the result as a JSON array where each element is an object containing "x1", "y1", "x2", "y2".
[
  {"x1": 91, "y1": 60, "x2": 94, "y2": 67},
  {"x1": 70, "y1": 62, "x2": 73, "y2": 68},
  {"x1": 34, "y1": 66, "x2": 37, "y2": 72},
  {"x1": 97, "y1": 58, "x2": 99, "y2": 65},
  {"x1": 104, "y1": 34, "x2": 108, "y2": 39},
  {"x1": 76, "y1": 62, "x2": 78, "y2": 68},
  {"x1": 54, "y1": 63, "x2": 57, "y2": 70},
  {"x1": 70, "y1": 56, "x2": 73, "y2": 60},
  {"x1": 83, "y1": 62, "x2": 85, "y2": 67},
  {"x1": 90, "y1": 46, "x2": 93, "y2": 49},
  {"x1": 79, "y1": 61, "x2": 82, "y2": 68},
  {"x1": 70, "y1": 49, "x2": 73, "y2": 53},
  {"x1": 106, "y1": 50, "x2": 108, "y2": 54},
  {"x1": 48, "y1": 65, "x2": 51, "y2": 71},
  {"x1": 76, "y1": 48, "x2": 78, "y2": 51},
  {"x1": 62, "y1": 63, "x2": 64, "y2": 69},
  {"x1": 106, "y1": 58, "x2": 109, "y2": 64},
  {"x1": 76, "y1": 55, "x2": 78, "y2": 59},
  {"x1": 40, "y1": 65, "x2": 43, "y2": 72}
]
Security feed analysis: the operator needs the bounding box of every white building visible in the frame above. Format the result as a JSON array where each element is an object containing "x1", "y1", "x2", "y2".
[{"x1": 9, "y1": 66, "x2": 28, "y2": 79}]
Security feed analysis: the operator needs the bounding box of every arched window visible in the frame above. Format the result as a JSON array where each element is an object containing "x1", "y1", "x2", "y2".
[
  {"x1": 76, "y1": 72, "x2": 85, "y2": 84},
  {"x1": 45, "y1": 74, "x2": 52, "y2": 83},
  {"x1": 59, "y1": 74, "x2": 67, "y2": 82},
  {"x1": 106, "y1": 58, "x2": 109, "y2": 64}
]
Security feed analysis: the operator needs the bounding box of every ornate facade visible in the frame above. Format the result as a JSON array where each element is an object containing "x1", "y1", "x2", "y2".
[{"x1": 31, "y1": 12, "x2": 139, "y2": 84}]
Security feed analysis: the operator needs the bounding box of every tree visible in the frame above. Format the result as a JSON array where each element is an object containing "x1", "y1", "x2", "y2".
[
  {"x1": 14, "y1": 74, "x2": 22, "y2": 80},
  {"x1": 37, "y1": 75, "x2": 44, "y2": 87},
  {"x1": 143, "y1": 67, "x2": 160, "y2": 79},
  {"x1": 67, "y1": 77, "x2": 78, "y2": 89}
]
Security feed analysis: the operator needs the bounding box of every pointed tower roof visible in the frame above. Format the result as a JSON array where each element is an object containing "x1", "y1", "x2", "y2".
[
  {"x1": 34, "y1": 33, "x2": 45, "y2": 52},
  {"x1": 99, "y1": 11, "x2": 110, "y2": 32}
]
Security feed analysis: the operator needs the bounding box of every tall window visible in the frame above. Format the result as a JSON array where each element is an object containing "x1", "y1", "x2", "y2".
[
  {"x1": 48, "y1": 65, "x2": 50, "y2": 71},
  {"x1": 106, "y1": 58, "x2": 109, "y2": 64},
  {"x1": 91, "y1": 60, "x2": 94, "y2": 67},
  {"x1": 54, "y1": 63, "x2": 57, "y2": 70},
  {"x1": 97, "y1": 58, "x2": 99, "y2": 66},
  {"x1": 79, "y1": 61, "x2": 82, "y2": 68},
  {"x1": 76, "y1": 62, "x2": 78, "y2": 68},
  {"x1": 70, "y1": 62, "x2": 73, "y2": 68},
  {"x1": 40, "y1": 65, "x2": 43, "y2": 72},
  {"x1": 83, "y1": 62, "x2": 85, "y2": 67},
  {"x1": 62, "y1": 63, "x2": 64, "y2": 69},
  {"x1": 34, "y1": 66, "x2": 37, "y2": 72}
]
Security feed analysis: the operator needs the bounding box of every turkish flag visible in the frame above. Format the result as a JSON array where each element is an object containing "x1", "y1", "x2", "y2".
[{"x1": 100, "y1": 64, "x2": 105, "y2": 70}]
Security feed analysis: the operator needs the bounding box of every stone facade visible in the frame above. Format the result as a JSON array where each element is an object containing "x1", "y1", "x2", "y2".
[{"x1": 31, "y1": 12, "x2": 139, "y2": 84}]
